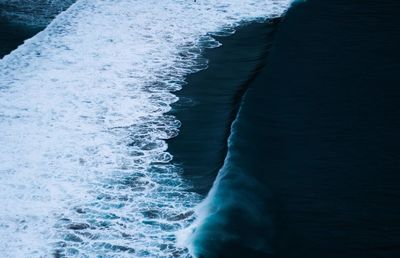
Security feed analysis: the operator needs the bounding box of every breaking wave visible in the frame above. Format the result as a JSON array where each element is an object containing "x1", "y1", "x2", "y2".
[{"x1": 0, "y1": 0, "x2": 291, "y2": 256}]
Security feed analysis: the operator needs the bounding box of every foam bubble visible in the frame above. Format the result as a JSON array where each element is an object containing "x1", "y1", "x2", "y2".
[{"x1": 0, "y1": 0, "x2": 292, "y2": 256}]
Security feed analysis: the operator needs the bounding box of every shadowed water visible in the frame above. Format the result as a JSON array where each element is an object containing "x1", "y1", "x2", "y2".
[{"x1": 179, "y1": 0, "x2": 400, "y2": 257}]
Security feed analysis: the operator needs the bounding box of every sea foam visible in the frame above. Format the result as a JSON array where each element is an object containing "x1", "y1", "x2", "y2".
[{"x1": 0, "y1": 0, "x2": 291, "y2": 256}]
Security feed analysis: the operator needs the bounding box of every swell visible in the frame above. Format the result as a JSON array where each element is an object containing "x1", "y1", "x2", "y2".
[
  {"x1": 176, "y1": 20, "x2": 284, "y2": 257},
  {"x1": 185, "y1": 0, "x2": 400, "y2": 258},
  {"x1": 168, "y1": 20, "x2": 280, "y2": 195}
]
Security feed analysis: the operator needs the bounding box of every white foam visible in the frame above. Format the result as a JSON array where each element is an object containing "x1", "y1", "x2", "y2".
[{"x1": 0, "y1": 0, "x2": 291, "y2": 256}]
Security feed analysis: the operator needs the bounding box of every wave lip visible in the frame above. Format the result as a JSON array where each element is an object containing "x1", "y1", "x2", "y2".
[{"x1": 178, "y1": 98, "x2": 277, "y2": 258}]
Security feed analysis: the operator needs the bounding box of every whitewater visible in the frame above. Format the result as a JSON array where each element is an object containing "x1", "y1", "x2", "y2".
[{"x1": 0, "y1": 0, "x2": 291, "y2": 257}]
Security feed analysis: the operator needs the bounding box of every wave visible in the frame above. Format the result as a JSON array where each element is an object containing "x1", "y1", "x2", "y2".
[
  {"x1": 177, "y1": 7, "x2": 293, "y2": 258},
  {"x1": 0, "y1": 0, "x2": 291, "y2": 256},
  {"x1": 0, "y1": 0, "x2": 76, "y2": 27}
]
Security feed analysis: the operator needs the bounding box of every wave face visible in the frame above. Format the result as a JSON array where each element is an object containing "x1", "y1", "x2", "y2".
[
  {"x1": 178, "y1": 9, "x2": 292, "y2": 258},
  {"x1": 0, "y1": 0, "x2": 291, "y2": 256},
  {"x1": 179, "y1": 116, "x2": 277, "y2": 257}
]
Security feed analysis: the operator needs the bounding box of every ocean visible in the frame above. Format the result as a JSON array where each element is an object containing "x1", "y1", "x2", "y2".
[
  {"x1": 184, "y1": 0, "x2": 400, "y2": 257},
  {"x1": 0, "y1": 0, "x2": 76, "y2": 58},
  {"x1": 0, "y1": 0, "x2": 290, "y2": 257},
  {"x1": 1, "y1": 0, "x2": 400, "y2": 257}
]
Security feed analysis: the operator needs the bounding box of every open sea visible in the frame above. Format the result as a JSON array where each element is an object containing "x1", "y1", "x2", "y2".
[{"x1": 1, "y1": 0, "x2": 400, "y2": 257}]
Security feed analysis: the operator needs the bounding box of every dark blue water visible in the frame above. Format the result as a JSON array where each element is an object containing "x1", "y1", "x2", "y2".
[
  {"x1": 0, "y1": 0, "x2": 75, "y2": 58},
  {"x1": 2, "y1": 0, "x2": 400, "y2": 257},
  {"x1": 168, "y1": 21, "x2": 280, "y2": 195},
  {"x1": 0, "y1": 18, "x2": 39, "y2": 58},
  {"x1": 174, "y1": 0, "x2": 400, "y2": 257}
]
